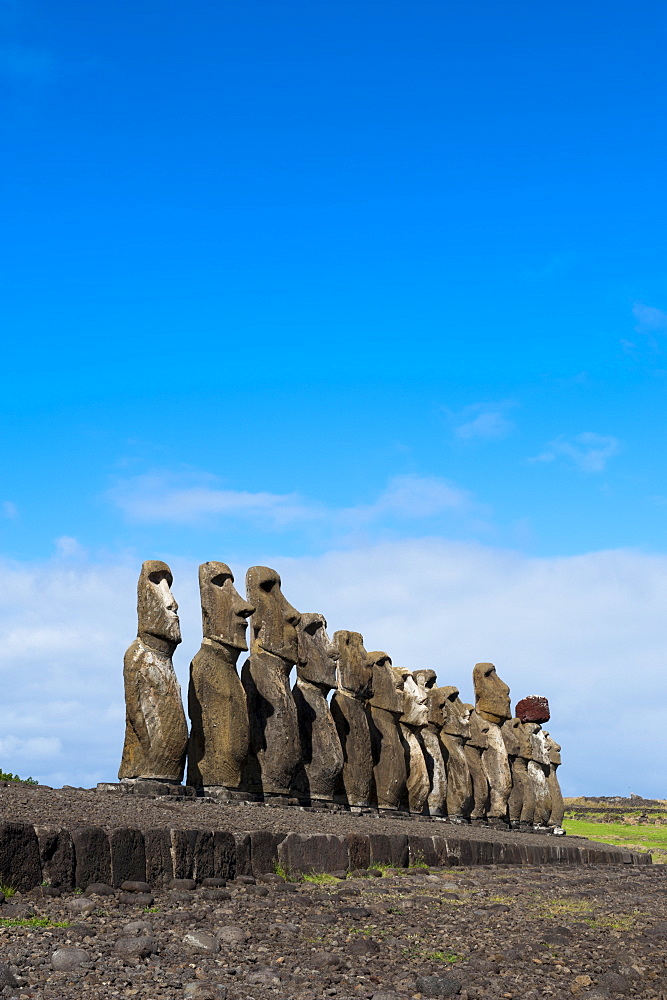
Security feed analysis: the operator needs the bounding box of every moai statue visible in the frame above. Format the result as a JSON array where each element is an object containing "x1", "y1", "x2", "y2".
[
  {"x1": 368, "y1": 652, "x2": 409, "y2": 811},
  {"x1": 413, "y1": 670, "x2": 448, "y2": 816},
  {"x1": 543, "y1": 732, "x2": 565, "y2": 829},
  {"x1": 187, "y1": 562, "x2": 254, "y2": 793},
  {"x1": 241, "y1": 566, "x2": 301, "y2": 797},
  {"x1": 473, "y1": 662, "x2": 512, "y2": 824},
  {"x1": 463, "y1": 706, "x2": 491, "y2": 823},
  {"x1": 516, "y1": 696, "x2": 552, "y2": 829},
  {"x1": 439, "y1": 686, "x2": 473, "y2": 822},
  {"x1": 400, "y1": 671, "x2": 430, "y2": 815},
  {"x1": 119, "y1": 561, "x2": 188, "y2": 783},
  {"x1": 529, "y1": 727, "x2": 552, "y2": 829},
  {"x1": 514, "y1": 720, "x2": 539, "y2": 828},
  {"x1": 330, "y1": 630, "x2": 375, "y2": 808},
  {"x1": 502, "y1": 717, "x2": 526, "y2": 829},
  {"x1": 291, "y1": 613, "x2": 344, "y2": 804}
]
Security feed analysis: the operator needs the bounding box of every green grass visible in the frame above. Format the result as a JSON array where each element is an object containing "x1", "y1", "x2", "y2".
[
  {"x1": 302, "y1": 871, "x2": 340, "y2": 885},
  {"x1": 563, "y1": 817, "x2": 666, "y2": 861},
  {"x1": 0, "y1": 917, "x2": 69, "y2": 928}
]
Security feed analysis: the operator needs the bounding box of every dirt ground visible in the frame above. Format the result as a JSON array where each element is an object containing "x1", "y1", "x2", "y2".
[{"x1": 1, "y1": 861, "x2": 666, "y2": 1000}]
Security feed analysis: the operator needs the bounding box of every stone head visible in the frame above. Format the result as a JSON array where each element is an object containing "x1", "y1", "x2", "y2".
[
  {"x1": 368, "y1": 652, "x2": 404, "y2": 714},
  {"x1": 441, "y1": 685, "x2": 471, "y2": 738},
  {"x1": 529, "y1": 727, "x2": 550, "y2": 766},
  {"x1": 413, "y1": 669, "x2": 437, "y2": 693},
  {"x1": 137, "y1": 560, "x2": 181, "y2": 650},
  {"x1": 297, "y1": 613, "x2": 339, "y2": 690},
  {"x1": 501, "y1": 717, "x2": 522, "y2": 757},
  {"x1": 199, "y1": 561, "x2": 254, "y2": 651},
  {"x1": 246, "y1": 566, "x2": 301, "y2": 663},
  {"x1": 515, "y1": 719, "x2": 539, "y2": 758},
  {"x1": 543, "y1": 732, "x2": 561, "y2": 766},
  {"x1": 472, "y1": 662, "x2": 511, "y2": 724},
  {"x1": 425, "y1": 685, "x2": 449, "y2": 728},
  {"x1": 334, "y1": 630, "x2": 372, "y2": 700},
  {"x1": 466, "y1": 706, "x2": 490, "y2": 749},
  {"x1": 401, "y1": 672, "x2": 429, "y2": 728}
]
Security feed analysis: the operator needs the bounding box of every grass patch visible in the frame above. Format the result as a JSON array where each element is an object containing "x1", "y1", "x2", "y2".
[
  {"x1": 563, "y1": 818, "x2": 664, "y2": 862},
  {"x1": 302, "y1": 871, "x2": 340, "y2": 885},
  {"x1": 143, "y1": 906, "x2": 159, "y2": 913},
  {"x1": 0, "y1": 884, "x2": 16, "y2": 898},
  {"x1": 425, "y1": 950, "x2": 462, "y2": 963},
  {"x1": 0, "y1": 917, "x2": 69, "y2": 928},
  {"x1": 539, "y1": 898, "x2": 595, "y2": 918}
]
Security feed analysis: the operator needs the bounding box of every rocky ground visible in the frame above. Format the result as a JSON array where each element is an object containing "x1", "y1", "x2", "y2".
[{"x1": 1, "y1": 862, "x2": 666, "y2": 1000}]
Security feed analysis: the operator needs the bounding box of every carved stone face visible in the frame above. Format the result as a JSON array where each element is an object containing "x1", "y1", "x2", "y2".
[
  {"x1": 473, "y1": 662, "x2": 511, "y2": 724},
  {"x1": 441, "y1": 685, "x2": 470, "y2": 738},
  {"x1": 297, "y1": 613, "x2": 339, "y2": 689},
  {"x1": 401, "y1": 672, "x2": 429, "y2": 727},
  {"x1": 466, "y1": 707, "x2": 490, "y2": 749},
  {"x1": 334, "y1": 630, "x2": 372, "y2": 699},
  {"x1": 426, "y1": 685, "x2": 449, "y2": 728},
  {"x1": 246, "y1": 566, "x2": 300, "y2": 662},
  {"x1": 199, "y1": 561, "x2": 254, "y2": 651},
  {"x1": 501, "y1": 717, "x2": 522, "y2": 757},
  {"x1": 543, "y1": 732, "x2": 561, "y2": 765},
  {"x1": 530, "y1": 727, "x2": 550, "y2": 766},
  {"x1": 368, "y1": 652, "x2": 404, "y2": 714},
  {"x1": 413, "y1": 669, "x2": 437, "y2": 692},
  {"x1": 516, "y1": 720, "x2": 538, "y2": 759},
  {"x1": 137, "y1": 560, "x2": 181, "y2": 647}
]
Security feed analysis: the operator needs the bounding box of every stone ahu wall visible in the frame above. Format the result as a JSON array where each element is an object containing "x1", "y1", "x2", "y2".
[{"x1": 111, "y1": 560, "x2": 567, "y2": 833}]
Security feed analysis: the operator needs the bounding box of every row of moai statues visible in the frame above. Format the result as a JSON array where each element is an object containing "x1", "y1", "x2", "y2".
[{"x1": 118, "y1": 560, "x2": 564, "y2": 829}]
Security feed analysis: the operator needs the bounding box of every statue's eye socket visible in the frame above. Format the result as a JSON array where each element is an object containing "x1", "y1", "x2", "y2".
[
  {"x1": 259, "y1": 579, "x2": 276, "y2": 593},
  {"x1": 210, "y1": 574, "x2": 229, "y2": 587}
]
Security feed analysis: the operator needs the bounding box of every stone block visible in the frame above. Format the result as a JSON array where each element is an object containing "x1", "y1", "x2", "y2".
[
  {"x1": 368, "y1": 833, "x2": 408, "y2": 868},
  {"x1": 346, "y1": 833, "x2": 370, "y2": 871},
  {"x1": 213, "y1": 832, "x2": 237, "y2": 880},
  {"x1": 170, "y1": 829, "x2": 198, "y2": 880},
  {"x1": 110, "y1": 828, "x2": 146, "y2": 887},
  {"x1": 408, "y1": 835, "x2": 438, "y2": 867},
  {"x1": 143, "y1": 828, "x2": 173, "y2": 886},
  {"x1": 433, "y1": 837, "x2": 461, "y2": 867},
  {"x1": 278, "y1": 833, "x2": 348, "y2": 875},
  {"x1": 72, "y1": 827, "x2": 111, "y2": 889},
  {"x1": 233, "y1": 833, "x2": 251, "y2": 876},
  {"x1": 0, "y1": 821, "x2": 42, "y2": 892},
  {"x1": 249, "y1": 831, "x2": 285, "y2": 874},
  {"x1": 193, "y1": 830, "x2": 215, "y2": 881},
  {"x1": 36, "y1": 827, "x2": 75, "y2": 888}
]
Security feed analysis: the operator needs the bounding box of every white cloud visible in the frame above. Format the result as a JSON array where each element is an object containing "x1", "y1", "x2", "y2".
[
  {"x1": 531, "y1": 432, "x2": 620, "y2": 473},
  {"x1": 453, "y1": 402, "x2": 516, "y2": 441},
  {"x1": 633, "y1": 302, "x2": 667, "y2": 334},
  {"x1": 54, "y1": 535, "x2": 87, "y2": 558},
  {"x1": 1, "y1": 540, "x2": 666, "y2": 796},
  {"x1": 109, "y1": 472, "x2": 479, "y2": 530},
  {"x1": 109, "y1": 473, "x2": 323, "y2": 527}
]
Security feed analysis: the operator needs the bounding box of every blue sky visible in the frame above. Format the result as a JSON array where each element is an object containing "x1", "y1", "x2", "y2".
[{"x1": 1, "y1": 0, "x2": 666, "y2": 794}]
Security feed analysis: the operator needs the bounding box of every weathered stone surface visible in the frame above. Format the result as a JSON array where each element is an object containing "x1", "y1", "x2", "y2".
[
  {"x1": 440, "y1": 688, "x2": 473, "y2": 820},
  {"x1": 369, "y1": 653, "x2": 408, "y2": 811},
  {"x1": 72, "y1": 826, "x2": 111, "y2": 889},
  {"x1": 473, "y1": 662, "x2": 511, "y2": 725},
  {"x1": 515, "y1": 694, "x2": 550, "y2": 724},
  {"x1": 110, "y1": 828, "x2": 146, "y2": 887},
  {"x1": 217, "y1": 924, "x2": 246, "y2": 946},
  {"x1": 368, "y1": 833, "x2": 408, "y2": 868},
  {"x1": 544, "y1": 731, "x2": 565, "y2": 827},
  {"x1": 51, "y1": 947, "x2": 89, "y2": 971},
  {"x1": 463, "y1": 708, "x2": 490, "y2": 820},
  {"x1": 143, "y1": 827, "x2": 173, "y2": 886},
  {"x1": 36, "y1": 826, "x2": 74, "y2": 888},
  {"x1": 119, "y1": 561, "x2": 188, "y2": 782},
  {"x1": 171, "y1": 828, "x2": 198, "y2": 880},
  {"x1": 292, "y1": 613, "x2": 343, "y2": 803},
  {"x1": 401, "y1": 672, "x2": 430, "y2": 815},
  {"x1": 114, "y1": 935, "x2": 159, "y2": 957},
  {"x1": 346, "y1": 833, "x2": 371, "y2": 871},
  {"x1": 242, "y1": 566, "x2": 301, "y2": 796},
  {"x1": 249, "y1": 830, "x2": 285, "y2": 874},
  {"x1": 414, "y1": 674, "x2": 448, "y2": 816},
  {"x1": 213, "y1": 831, "x2": 237, "y2": 880},
  {"x1": 278, "y1": 833, "x2": 348, "y2": 874},
  {"x1": 0, "y1": 820, "x2": 41, "y2": 892},
  {"x1": 528, "y1": 727, "x2": 552, "y2": 826},
  {"x1": 481, "y1": 721, "x2": 512, "y2": 821},
  {"x1": 65, "y1": 897, "x2": 96, "y2": 916},
  {"x1": 183, "y1": 930, "x2": 220, "y2": 953},
  {"x1": 193, "y1": 829, "x2": 215, "y2": 881},
  {"x1": 416, "y1": 973, "x2": 462, "y2": 996},
  {"x1": 233, "y1": 832, "x2": 252, "y2": 876},
  {"x1": 0, "y1": 963, "x2": 18, "y2": 988},
  {"x1": 331, "y1": 630, "x2": 375, "y2": 808},
  {"x1": 187, "y1": 562, "x2": 253, "y2": 790}
]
